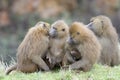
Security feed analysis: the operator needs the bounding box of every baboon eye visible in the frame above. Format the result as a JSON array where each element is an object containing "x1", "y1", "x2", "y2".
[
  {"x1": 53, "y1": 27, "x2": 57, "y2": 30},
  {"x1": 77, "y1": 32, "x2": 80, "y2": 35},
  {"x1": 43, "y1": 24, "x2": 46, "y2": 27},
  {"x1": 101, "y1": 21, "x2": 104, "y2": 28},
  {"x1": 62, "y1": 28, "x2": 65, "y2": 31}
]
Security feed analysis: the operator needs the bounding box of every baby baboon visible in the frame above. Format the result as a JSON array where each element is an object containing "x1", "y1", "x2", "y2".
[
  {"x1": 64, "y1": 22, "x2": 101, "y2": 72},
  {"x1": 5, "y1": 21, "x2": 50, "y2": 75},
  {"x1": 87, "y1": 15, "x2": 120, "y2": 66},
  {"x1": 47, "y1": 20, "x2": 69, "y2": 69},
  {"x1": 62, "y1": 43, "x2": 81, "y2": 66}
]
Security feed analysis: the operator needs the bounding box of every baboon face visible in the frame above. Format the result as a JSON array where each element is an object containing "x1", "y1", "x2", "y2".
[
  {"x1": 49, "y1": 20, "x2": 69, "y2": 38},
  {"x1": 70, "y1": 49, "x2": 81, "y2": 61},
  {"x1": 67, "y1": 33, "x2": 80, "y2": 45},
  {"x1": 87, "y1": 18, "x2": 103, "y2": 36},
  {"x1": 68, "y1": 22, "x2": 87, "y2": 45},
  {"x1": 35, "y1": 21, "x2": 50, "y2": 34},
  {"x1": 87, "y1": 15, "x2": 112, "y2": 36}
]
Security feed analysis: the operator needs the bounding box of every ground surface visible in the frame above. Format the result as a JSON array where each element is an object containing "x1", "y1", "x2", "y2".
[{"x1": 0, "y1": 62, "x2": 120, "y2": 80}]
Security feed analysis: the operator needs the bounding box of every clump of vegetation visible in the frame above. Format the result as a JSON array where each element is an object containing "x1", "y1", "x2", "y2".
[{"x1": 1, "y1": 62, "x2": 120, "y2": 80}]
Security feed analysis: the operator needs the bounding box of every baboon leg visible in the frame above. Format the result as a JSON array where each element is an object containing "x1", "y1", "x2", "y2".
[
  {"x1": 5, "y1": 64, "x2": 17, "y2": 75},
  {"x1": 30, "y1": 56, "x2": 50, "y2": 71},
  {"x1": 111, "y1": 55, "x2": 119, "y2": 66},
  {"x1": 99, "y1": 54, "x2": 111, "y2": 66},
  {"x1": 18, "y1": 63, "x2": 38, "y2": 73},
  {"x1": 62, "y1": 54, "x2": 69, "y2": 66},
  {"x1": 69, "y1": 59, "x2": 92, "y2": 71}
]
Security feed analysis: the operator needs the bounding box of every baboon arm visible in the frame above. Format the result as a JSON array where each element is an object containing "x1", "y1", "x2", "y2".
[
  {"x1": 69, "y1": 59, "x2": 89, "y2": 70},
  {"x1": 62, "y1": 54, "x2": 69, "y2": 66},
  {"x1": 46, "y1": 52, "x2": 53, "y2": 64},
  {"x1": 30, "y1": 55, "x2": 50, "y2": 71}
]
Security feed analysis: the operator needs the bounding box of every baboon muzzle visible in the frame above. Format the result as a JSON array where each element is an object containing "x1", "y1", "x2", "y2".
[
  {"x1": 67, "y1": 37, "x2": 75, "y2": 45},
  {"x1": 86, "y1": 22, "x2": 93, "y2": 30},
  {"x1": 49, "y1": 29, "x2": 57, "y2": 38}
]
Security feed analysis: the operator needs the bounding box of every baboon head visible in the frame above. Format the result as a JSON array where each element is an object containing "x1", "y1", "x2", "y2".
[
  {"x1": 70, "y1": 49, "x2": 81, "y2": 61},
  {"x1": 68, "y1": 22, "x2": 90, "y2": 45},
  {"x1": 49, "y1": 20, "x2": 69, "y2": 38},
  {"x1": 87, "y1": 15, "x2": 113, "y2": 36},
  {"x1": 35, "y1": 21, "x2": 50, "y2": 35}
]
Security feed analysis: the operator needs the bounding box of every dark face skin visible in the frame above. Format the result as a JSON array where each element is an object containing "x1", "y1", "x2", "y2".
[
  {"x1": 67, "y1": 37, "x2": 76, "y2": 45},
  {"x1": 86, "y1": 22, "x2": 93, "y2": 30},
  {"x1": 49, "y1": 27, "x2": 58, "y2": 38},
  {"x1": 70, "y1": 49, "x2": 81, "y2": 61}
]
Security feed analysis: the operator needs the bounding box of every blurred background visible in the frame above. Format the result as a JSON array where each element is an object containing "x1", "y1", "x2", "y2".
[{"x1": 0, "y1": 0, "x2": 120, "y2": 64}]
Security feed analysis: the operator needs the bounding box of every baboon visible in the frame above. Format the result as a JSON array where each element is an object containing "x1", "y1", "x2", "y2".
[
  {"x1": 87, "y1": 15, "x2": 120, "y2": 66},
  {"x1": 62, "y1": 43, "x2": 81, "y2": 66},
  {"x1": 5, "y1": 21, "x2": 50, "y2": 75},
  {"x1": 63, "y1": 22, "x2": 101, "y2": 71},
  {"x1": 46, "y1": 20, "x2": 69, "y2": 69}
]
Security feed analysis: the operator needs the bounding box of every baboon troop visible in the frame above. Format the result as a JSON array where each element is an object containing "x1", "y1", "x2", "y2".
[{"x1": 5, "y1": 15, "x2": 120, "y2": 75}]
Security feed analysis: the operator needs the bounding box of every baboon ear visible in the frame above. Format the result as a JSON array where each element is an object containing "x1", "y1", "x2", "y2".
[
  {"x1": 101, "y1": 21, "x2": 104, "y2": 29},
  {"x1": 43, "y1": 24, "x2": 47, "y2": 28},
  {"x1": 38, "y1": 22, "x2": 50, "y2": 29}
]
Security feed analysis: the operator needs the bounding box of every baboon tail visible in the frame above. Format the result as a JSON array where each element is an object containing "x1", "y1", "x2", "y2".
[{"x1": 5, "y1": 64, "x2": 17, "y2": 75}]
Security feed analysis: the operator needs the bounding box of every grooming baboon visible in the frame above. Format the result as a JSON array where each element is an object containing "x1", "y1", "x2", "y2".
[
  {"x1": 63, "y1": 22, "x2": 101, "y2": 71},
  {"x1": 5, "y1": 21, "x2": 50, "y2": 75},
  {"x1": 87, "y1": 15, "x2": 120, "y2": 66},
  {"x1": 47, "y1": 20, "x2": 69, "y2": 69}
]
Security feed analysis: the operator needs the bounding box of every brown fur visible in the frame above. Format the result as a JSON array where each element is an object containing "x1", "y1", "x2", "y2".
[
  {"x1": 5, "y1": 21, "x2": 50, "y2": 75},
  {"x1": 87, "y1": 15, "x2": 120, "y2": 66},
  {"x1": 63, "y1": 22, "x2": 101, "y2": 71},
  {"x1": 47, "y1": 20, "x2": 69, "y2": 69}
]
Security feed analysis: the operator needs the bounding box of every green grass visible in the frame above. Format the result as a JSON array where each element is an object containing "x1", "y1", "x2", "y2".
[{"x1": 1, "y1": 62, "x2": 120, "y2": 80}]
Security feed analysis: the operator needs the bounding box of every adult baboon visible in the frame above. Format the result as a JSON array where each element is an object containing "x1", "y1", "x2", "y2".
[
  {"x1": 87, "y1": 15, "x2": 120, "y2": 66},
  {"x1": 5, "y1": 21, "x2": 50, "y2": 75},
  {"x1": 63, "y1": 22, "x2": 101, "y2": 71},
  {"x1": 47, "y1": 20, "x2": 69, "y2": 69}
]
